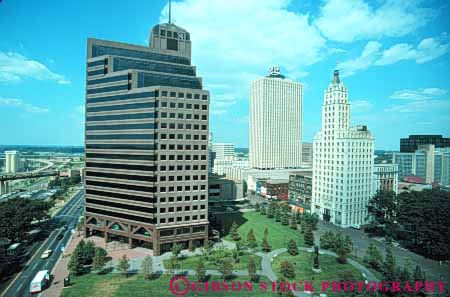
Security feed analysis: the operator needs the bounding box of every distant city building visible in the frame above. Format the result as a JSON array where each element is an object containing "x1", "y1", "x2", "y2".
[
  {"x1": 312, "y1": 70, "x2": 375, "y2": 228},
  {"x1": 260, "y1": 179, "x2": 289, "y2": 200},
  {"x1": 211, "y1": 143, "x2": 235, "y2": 160},
  {"x1": 301, "y1": 142, "x2": 313, "y2": 166},
  {"x1": 84, "y1": 19, "x2": 209, "y2": 255},
  {"x1": 288, "y1": 170, "x2": 312, "y2": 213},
  {"x1": 400, "y1": 135, "x2": 450, "y2": 153},
  {"x1": 373, "y1": 163, "x2": 398, "y2": 194},
  {"x1": 213, "y1": 158, "x2": 249, "y2": 176},
  {"x1": 208, "y1": 175, "x2": 243, "y2": 203},
  {"x1": 208, "y1": 132, "x2": 214, "y2": 173},
  {"x1": 5, "y1": 151, "x2": 20, "y2": 173},
  {"x1": 393, "y1": 144, "x2": 450, "y2": 186},
  {"x1": 249, "y1": 67, "x2": 303, "y2": 170}
]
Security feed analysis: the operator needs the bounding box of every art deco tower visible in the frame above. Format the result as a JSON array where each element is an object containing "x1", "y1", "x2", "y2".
[{"x1": 311, "y1": 70, "x2": 374, "y2": 227}]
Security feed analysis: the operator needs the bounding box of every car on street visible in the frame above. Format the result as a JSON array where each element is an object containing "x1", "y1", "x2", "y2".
[
  {"x1": 41, "y1": 250, "x2": 52, "y2": 259},
  {"x1": 56, "y1": 234, "x2": 64, "y2": 240}
]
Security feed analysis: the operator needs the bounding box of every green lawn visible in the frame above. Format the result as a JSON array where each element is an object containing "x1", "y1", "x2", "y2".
[
  {"x1": 272, "y1": 252, "x2": 364, "y2": 296},
  {"x1": 60, "y1": 273, "x2": 278, "y2": 297},
  {"x1": 163, "y1": 251, "x2": 261, "y2": 271},
  {"x1": 222, "y1": 211, "x2": 304, "y2": 250}
]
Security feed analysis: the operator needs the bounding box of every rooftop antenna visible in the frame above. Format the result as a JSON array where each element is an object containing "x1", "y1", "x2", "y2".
[{"x1": 168, "y1": 0, "x2": 172, "y2": 24}]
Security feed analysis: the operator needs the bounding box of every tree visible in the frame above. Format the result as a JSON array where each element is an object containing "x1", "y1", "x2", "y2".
[
  {"x1": 279, "y1": 261, "x2": 295, "y2": 279},
  {"x1": 367, "y1": 190, "x2": 398, "y2": 237},
  {"x1": 295, "y1": 212, "x2": 302, "y2": 224},
  {"x1": 335, "y1": 235, "x2": 352, "y2": 264},
  {"x1": 218, "y1": 258, "x2": 233, "y2": 281},
  {"x1": 264, "y1": 227, "x2": 269, "y2": 238},
  {"x1": 195, "y1": 258, "x2": 207, "y2": 281},
  {"x1": 230, "y1": 221, "x2": 241, "y2": 241},
  {"x1": 140, "y1": 256, "x2": 153, "y2": 280},
  {"x1": 320, "y1": 231, "x2": 336, "y2": 250},
  {"x1": 262, "y1": 234, "x2": 272, "y2": 252},
  {"x1": 92, "y1": 247, "x2": 108, "y2": 273},
  {"x1": 260, "y1": 206, "x2": 266, "y2": 215},
  {"x1": 117, "y1": 255, "x2": 130, "y2": 277},
  {"x1": 281, "y1": 213, "x2": 289, "y2": 225},
  {"x1": 287, "y1": 239, "x2": 298, "y2": 256},
  {"x1": 275, "y1": 208, "x2": 282, "y2": 222},
  {"x1": 267, "y1": 203, "x2": 275, "y2": 218},
  {"x1": 171, "y1": 243, "x2": 183, "y2": 258},
  {"x1": 302, "y1": 213, "x2": 319, "y2": 230},
  {"x1": 413, "y1": 264, "x2": 425, "y2": 281},
  {"x1": 68, "y1": 244, "x2": 84, "y2": 276},
  {"x1": 247, "y1": 228, "x2": 257, "y2": 248},
  {"x1": 383, "y1": 247, "x2": 397, "y2": 280},
  {"x1": 303, "y1": 225, "x2": 314, "y2": 247},
  {"x1": 82, "y1": 240, "x2": 96, "y2": 265},
  {"x1": 289, "y1": 217, "x2": 297, "y2": 229},
  {"x1": 363, "y1": 243, "x2": 383, "y2": 271},
  {"x1": 255, "y1": 203, "x2": 260, "y2": 212},
  {"x1": 247, "y1": 257, "x2": 259, "y2": 282}
]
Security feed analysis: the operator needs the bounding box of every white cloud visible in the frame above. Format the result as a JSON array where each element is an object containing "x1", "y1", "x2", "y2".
[
  {"x1": 376, "y1": 38, "x2": 450, "y2": 65},
  {"x1": 0, "y1": 97, "x2": 49, "y2": 113},
  {"x1": 315, "y1": 0, "x2": 432, "y2": 42},
  {"x1": 350, "y1": 100, "x2": 374, "y2": 113},
  {"x1": 390, "y1": 88, "x2": 448, "y2": 100},
  {"x1": 384, "y1": 100, "x2": 450, "y2": 113},
  {"x1": 0, "y1": 52, "x2": 70, "y2": 84},
  {"x1": 161, "y1": 0, "x2": 325, "y2": 114},
  {"x1": 339, "y1": 41, "x2": 382, "y2": 77},
  {"x1": 340, "y1": 37, "x2": 450, "y2": 77}
]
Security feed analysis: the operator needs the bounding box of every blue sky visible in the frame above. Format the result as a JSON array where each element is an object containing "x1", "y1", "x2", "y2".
[{"x1": 0, "y1": 0, "x2": 449, "y2": 150}]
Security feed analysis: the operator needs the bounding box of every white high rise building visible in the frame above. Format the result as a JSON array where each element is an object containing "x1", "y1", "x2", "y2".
[
  {"x1": 311, "y1": 70, "x2": 374, "y2": 228},
  {"x1": 249, "y1": 67, "x2": 303, "y2": 170},
  {"x1": 211, "y1": 143, "x2": 235, "y2": 160}
]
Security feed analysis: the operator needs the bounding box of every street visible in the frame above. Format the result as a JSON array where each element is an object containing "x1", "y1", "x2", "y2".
[{"x1": 1, "y1": 190, "x2": 84, "y2": 297}]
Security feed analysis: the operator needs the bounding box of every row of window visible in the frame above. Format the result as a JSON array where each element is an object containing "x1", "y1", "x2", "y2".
[
  {"x1": 113, "y1": 57, "x2": 195, "y2": 76},
  {"x1": 87, "y1": 198, "x2": 156, "y2": 214},
  {"x1": 159, "y1": 144, "x2": 207, "y2": 151},
  {"x1": 159, "y1": 154, "x2": 207, "y2": 161},
  {"x1": 86, "y1": 144, "x2": 155, "y2": 150},
  {"x1": 87, "y1": 84, "x2": 129, "y2": 95},
  {"x1": 137, "y1": 72, "x2": 202, "y2": 90},
  {"x1": 160, "y1": 204, "x2": 206, "y2": 213},
  {"x1": 85, "y1": 134, "x2": 155, "y2": 140},
  {"x1": 86, "y1": 162, "x2": 156, "y2": 172},
  {"x1": 159, "y1": 164, "x2": 207, "y2": 171},
  {"x1": 87, "y1": 102, "x2": 154, "y2": 113},
  {"x1": 91, "y1": 44, "x2": 190, "y2": 65},
  {"x1": 159, "y1": 133, "x2": 207, "y2": 141},
  {"x1": 159, "y1": 165, "x2": 207, "y2": 175},
  {"x1": 86, "y1": 189, "x2": 156, "y2": 203},
  {"x1": 86, "y1": 171, "x2": 156, "y2": 182},
  {"x1": 86, "y1": 207, "x2": 156, "y2": 224},
  {"x1": 86, "y1": 153, "x2": 155, "y2": 161},
  {"x1": 159, "y1": 214, "x2": 206, "y2": 226},
  {"x1": 87, "y1": 91, "x2": 155, "y2": 104},
  {"x1": 86, "y1": 180, "x2": 156, "y2": 192},
  {"x1": 159, "y1": 195, "x2": 206, "y2": 203},
  {"x1": 159, "y1": 112, "x2": 207, "y2": 120},
  {"x1": 87, "y1": 112, "x2": 155, "y2": 122},
  {"x1": 159, "y1": 184, "x2": 207, "y2": 192},
  {"x1": 86, "y1": 123, "x2": 155, "y2": 131},
  {"x1": 160, "y1": 91, "x2": 207, "y2": 100},
  {"x1": 158, "y1": 29, "x2": 190, "y2": 41},
  {"x1": 160, "y1": 102, "x2": 208, "y2": 110},
  {"x1": 87, "y1": 74, "x2": 129, "y2": 86}
]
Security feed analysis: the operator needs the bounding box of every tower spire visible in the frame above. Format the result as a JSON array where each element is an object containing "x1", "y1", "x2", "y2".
[{"x1": 168, "y1": 0, "x2": 172, "y2": 24}]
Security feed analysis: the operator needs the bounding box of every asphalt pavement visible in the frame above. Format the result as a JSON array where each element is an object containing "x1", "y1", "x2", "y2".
[{"x1": 1, "y1": 190, "x2": 84, "y2": 297}]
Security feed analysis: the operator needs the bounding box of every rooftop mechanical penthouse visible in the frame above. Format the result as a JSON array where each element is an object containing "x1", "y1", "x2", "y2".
[{"x1": 84, "y1": 20, "x2": 210, "y2": 255}]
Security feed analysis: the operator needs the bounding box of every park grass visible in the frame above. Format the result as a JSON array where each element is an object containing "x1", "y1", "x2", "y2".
[
  {"x1": 222, "y1": 211, "x2": 304, "y2": 250},
  {"x1": 272, "y1": 251, "x2": 364, "y2": 296},
  {"x1": 61, "y1": 273, "x2": 278, "y2": 297},
  {"x1": 163, "y1": 251, "x2": 261, "y2": 271}
]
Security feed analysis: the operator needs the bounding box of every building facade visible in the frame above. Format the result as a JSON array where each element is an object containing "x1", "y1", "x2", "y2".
[
  {"x1": 84, "y1": 21, "x2": 209, "y2": 255},
  {"x1": 373, "y1": 163, "x2": 398, "y2": 194},
  {"x1": 400, "y1": 135, "x2": 450, "y2": 153},
  {"x1": 249, "y1": 67, "x2": 303, "y2": 170},
  {"x1": 208, "y1": 176, "x2": 243, "y2": 203},
  {"x1": 301, "y1": 142, "x2": 313, "y2": 167},
  {"x1": 393, "y1": 145, "x2": 450, "y2": 186},
  {"x1": 211, "y1": 143, "x2": 235, "y2": 160},
  {"x1": 288, "y1": 170, "x2": 312, "y2": 213},
  {"x1": 312, "y1": 70, "x2": 374, "y2": 228}
]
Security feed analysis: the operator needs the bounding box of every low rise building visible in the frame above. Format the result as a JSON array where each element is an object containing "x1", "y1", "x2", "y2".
[
  {"x1": 373, "y1": 163, "x2": 398, "y2": 194},
  {"x1": 208, "y1": 175, "x2": 243, "y2": 203},
  {"x1": 261, "y1": 179, "x2": 289, "y2": 200},
  {"x1": 288, "y1": 170, "x2": 312, "y2": 213}
]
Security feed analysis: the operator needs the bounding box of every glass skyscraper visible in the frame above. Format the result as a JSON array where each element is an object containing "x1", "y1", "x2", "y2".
[{"x1": 84, "y1": 21, "x2": 209, "y2": 255}]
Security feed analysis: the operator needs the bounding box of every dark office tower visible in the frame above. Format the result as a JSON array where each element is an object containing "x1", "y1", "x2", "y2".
[
  {"x1": 84, "y1": 21, "x2": 209, "y2": 255},
  {"x1": 400, "y1": 135, "x2": 450, "y2": 153}
]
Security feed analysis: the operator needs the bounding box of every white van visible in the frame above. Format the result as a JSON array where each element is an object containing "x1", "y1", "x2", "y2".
[{"x1": 30, "y1": 270, "x2": 49, "y2": 294}]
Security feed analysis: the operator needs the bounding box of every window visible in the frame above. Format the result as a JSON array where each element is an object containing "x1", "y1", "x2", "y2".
[
  {"x1": 160, "y1": 29, "x2": 166, "y2": 36},
  {"x1": 162, "y1": 91, "x2": 168, "y2": 96},
  {"x1": 194, "y1": 94, "x2": 200, "y2": 99},
  {"x1": 202, "y1": 95, "x2": 208, "y2": 100},
  {"x1": 170, "y1": 92, "x2": 176, "y2": 97},
  {"x1": 178, "y1": 92, "x2": 184, "y2": 98},
  {"x1": 186, "y1": 93, "x2": 192, "y2": 99},
  {"x1": 178, "y1": 103, "x2": 184, "y2": 108},
  {"x1": 167, "y1": 38, "x2": 178, "y2": 51}
]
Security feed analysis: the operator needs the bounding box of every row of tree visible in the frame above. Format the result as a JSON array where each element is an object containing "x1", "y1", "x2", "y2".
[
  {"x1": 319, "y1": 231, "x2": 353, "y2": 263},
  {"x1": 0, "y1": 198, "x2": 53, "y2": 242},
  {"x1": 367, "y1": 189, "x2": 450, "y2": 261}
]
